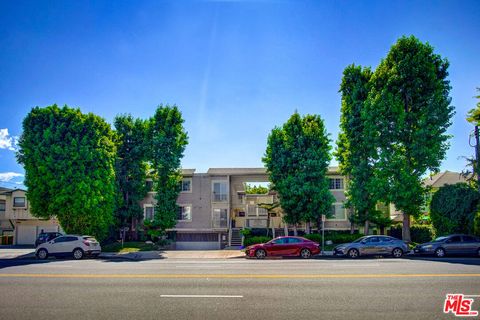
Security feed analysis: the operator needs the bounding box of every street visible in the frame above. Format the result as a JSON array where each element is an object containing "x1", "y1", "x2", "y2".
[{"x1": 1, "y1": 256, "x2": 479, "y2": 320}]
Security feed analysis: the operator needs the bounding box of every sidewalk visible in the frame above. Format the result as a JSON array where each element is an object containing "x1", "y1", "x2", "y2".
[{"x1": 0, "y1": 248, "x2": 334, "y2": 260}]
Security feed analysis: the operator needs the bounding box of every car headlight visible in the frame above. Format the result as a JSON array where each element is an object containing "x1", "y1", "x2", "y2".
[
  {"x1": 336, "y1": 246, "x2": 346, "y2": 251},
  {"x1": 422, "y1": 245, "x2": 433, "y2": 249}
]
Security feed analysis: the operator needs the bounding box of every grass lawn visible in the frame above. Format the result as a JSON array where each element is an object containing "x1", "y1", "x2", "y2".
[{"x1": 102, "y1": 241, "x2": 158, "y2": 253}]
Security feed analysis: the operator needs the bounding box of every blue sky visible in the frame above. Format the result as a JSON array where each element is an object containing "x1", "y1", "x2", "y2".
[{"x1": 0, "y1": 0, "x2": 479, "y2": 188}]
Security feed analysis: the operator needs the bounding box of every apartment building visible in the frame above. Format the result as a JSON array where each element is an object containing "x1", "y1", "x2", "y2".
[
  {"x1": 140, "y1": 167, "x2": 350, "y2": 249},
  {"x1": 0, "y1": 188, "x2": 61, "y2": 245}
]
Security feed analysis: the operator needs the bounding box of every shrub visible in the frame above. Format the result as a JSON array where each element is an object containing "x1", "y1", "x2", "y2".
[
  {"x1": 304, "y1": 233, "x2": 363, "y2": 244},
  {"x1": 389, "y1": 224, "x2": 434, "y2": 243},
  {"x1": 430, "y1": 183, "x2": 480, "y2": 236},
  {"x1": 244, "y1": 236, "x2": 272, "y2": 247}
]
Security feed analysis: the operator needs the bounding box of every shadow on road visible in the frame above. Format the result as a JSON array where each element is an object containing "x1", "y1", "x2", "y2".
[{"x1": 403, "y1": 255, "x2": 480, "y2": 266}]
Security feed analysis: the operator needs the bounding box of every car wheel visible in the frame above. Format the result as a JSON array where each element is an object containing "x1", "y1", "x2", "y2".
[
  {"x1": 300, "y1": 248, "x2": 312, "y2": 259},
  {"x1": 435, "y1": 248, "x2": 446, "y2": 258},
  {"x1": 37, "y1": 249, "x2": 48, "y2": 260},
  {"x1": 348, "y1": 248, "x2": 359, "y2": 259},
  {"x1": 255, "y1": 249, "x2": 266, "y2": 259},
  {"x1": 392, "y1": 248, "x2": 403, "y2": 258},
  {"x1": 72, "y1": 248, "x2": 84, "y2": 260}
]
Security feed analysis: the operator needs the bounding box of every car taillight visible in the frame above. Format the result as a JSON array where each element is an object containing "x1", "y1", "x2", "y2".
[{"x1": 83, "y1": 240, "x2": 90, "y2": 246}]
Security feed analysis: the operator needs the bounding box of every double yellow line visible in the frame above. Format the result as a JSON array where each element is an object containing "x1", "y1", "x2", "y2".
[{"x1": 0, "y1": 273, "x2": 480, "y2": 279}]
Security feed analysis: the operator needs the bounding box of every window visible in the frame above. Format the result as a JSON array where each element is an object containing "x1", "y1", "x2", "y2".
[
  {"x1": 287, "y1": 238, "x2": 302, "y2": 244},
  {"x1": 366, "y1": 237, "x2": 380, "y2": 243},
  {"x1": 0, "y1": 200, "x2": 5, "y2": 212},
  {"x1": 380, "y1": 236, "x2": 394, "y2": 242},
  {"x1": 272, "y1": 238, "x2": 287, "y2": 244},
  {"x1": 328, "y1": 203, "x2": 346, "y2": 220},
  {"x1": 329, "y1": 178, "x2": 344, "y2": 190},
  {"x1": 462, "y1": 236, "x2": 478, "y2": 243},
  {"x1": 212, "y1": 208, "x2": 228, "y2": 228},
  {"x1": 448, "y1": 236, "x2": 461, "y2": 243},
  {"x1": 213, "y1": 182, "x2": 228, "y2": 202},
  {"x1": 177, "y1": 205, "x2": 192, "y2": 221},
  {"x1": 181, "y1": 179, "x2": 192, "y2": 192},
  {"x1": 13, "y1": 197, "x2": 26, "y2": 208},
  {"x1": 53, "y1": 237, "x2": 67, "y2": 243},
  {"x1": 144, "y1": 206, "x2": 155, "y2": 220}
]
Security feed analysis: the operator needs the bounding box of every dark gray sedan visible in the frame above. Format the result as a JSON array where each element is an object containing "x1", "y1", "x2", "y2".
[
  {"x1": 414, "y1": 234, "x2": 480, "y2": 258},
  {"x1": 333, "y1": 235, "x2": 408, "y2": 258}
]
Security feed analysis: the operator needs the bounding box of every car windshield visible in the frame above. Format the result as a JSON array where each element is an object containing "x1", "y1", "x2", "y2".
[
  {"x1": 352, "y1": 236, "x2": 368, "y2": 243},
  {"x1": 432, "y1": 236, "x2": 448, "y2": 242}
]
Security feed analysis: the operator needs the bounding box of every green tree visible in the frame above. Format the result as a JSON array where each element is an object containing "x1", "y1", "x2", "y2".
[
  {"x1": 245, "y1": 184, "x2": 269, "y2": 194},
  {"x1": 146, "y1": 104, "x2": 188, "y2": 239},
  {"x1": 364, "y1": 36, "x2": 454, "y2": 242},
  {"x1": 463, "y1": 88, "x2": 480, "y2": 190},
  {"x1": 430, "y1": 183, "x2": 480, "y2": 236},
  {"x1": 263, "y1": 112, "x2": 335, "y2": 234},
  {"x1": 17, "y1": 105, "x2": 116, "y2": 240},
  {"x1": 114, "y1": 114, "x2": 148, "y2": 240},
  {"x1": 335, "y1": 64, "x2": 377, "y2": 235}
]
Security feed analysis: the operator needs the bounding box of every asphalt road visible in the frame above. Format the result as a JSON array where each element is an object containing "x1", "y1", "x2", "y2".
[{"x1": 1, "y1": 256, "x2": 479, "y2": 320}]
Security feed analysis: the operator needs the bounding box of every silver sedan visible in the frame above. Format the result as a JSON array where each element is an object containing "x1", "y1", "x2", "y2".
[{"x1": 333, "y1": 235, "x2": 408, "y2": 258}]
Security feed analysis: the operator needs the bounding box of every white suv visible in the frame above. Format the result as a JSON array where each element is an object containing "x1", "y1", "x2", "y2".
[{"x1": 35, "y1": 235, "x2": 101, "y2": 260}]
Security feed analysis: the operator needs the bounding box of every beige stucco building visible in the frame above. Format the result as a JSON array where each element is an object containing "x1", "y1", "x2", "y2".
[
  {"x1": 0, "y1": 188, "x2": 61, "y2": 245},
  {"x1": 140, "y1": 167, "x2": 351, "y2": 249}
]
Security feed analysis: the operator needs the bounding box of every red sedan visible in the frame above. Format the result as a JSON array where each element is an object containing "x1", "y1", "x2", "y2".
[{"x1": 245, "y1": 236, "x2": 321, "y2": 259}]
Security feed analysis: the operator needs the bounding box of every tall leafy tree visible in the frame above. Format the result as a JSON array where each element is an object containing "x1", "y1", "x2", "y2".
[
  {"x1": 17, "y1": 105, "x2": 116, "y2": 240},
  {"x1": 430, "y1": 183, "x2": 480, "y2": 236},
  {"x1": 464, "y1": 88, "x2": 480, "y2": 190},
  {"x1": 114, "y1": 114, "x2": 148, "y2": 240},
  {"x1": 146, "y1": 105, "x2": 188, "y2": 238},
  {"x1": 364, "y1": 36, "x2": 454, "y2": 241},
  {"x1": 263, "y1": 112, "x2": 335, "y2": 234},
  {"x1": 335, "y1": 64, "x2": 377, "y2": 235}
]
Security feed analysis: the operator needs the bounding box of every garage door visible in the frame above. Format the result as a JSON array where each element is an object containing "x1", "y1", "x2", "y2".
[
  {"x1": 16, "y1": 225, "x2": 37, "y2": 245},
  {"x1": 176, "y1": 242, "x2": 220, "y2": 250}
]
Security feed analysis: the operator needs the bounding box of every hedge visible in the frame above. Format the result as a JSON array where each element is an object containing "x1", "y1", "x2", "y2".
[
  {"x1": 389, "y1": 225, "x2": 434, "y2": 243},
  {"x1": 304, "y1": 233, "x2": 364, "y2": 244},
  {"x1": 244, "y1": 236, "x2": 272, "y2": 247}
]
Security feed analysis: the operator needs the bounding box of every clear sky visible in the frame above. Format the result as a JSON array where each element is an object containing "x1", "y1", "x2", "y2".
[{"x1": 0, "y1": 0, "x2": 479, "y2": 188}]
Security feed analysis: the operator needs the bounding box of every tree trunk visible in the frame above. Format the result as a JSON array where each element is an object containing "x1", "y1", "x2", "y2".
[
  {"x1": 317, "y1": 216, "x2": 322, "y2": 234},
  {"x1": 293, "y1": 225, "x2": 298, "y2": 236},
  {"x1": 305, "y1": 222, "x2": 311, "y2": 234},
  {"x1": 402, "y1": 213, "x2": 411, "y2": 243},
  {"x1": 266, "y1": 213, "x2": 270, "y2": 237},
  {"x1": 380, "y1": 226, "x2": 385, "y2": 235},
  {"x1": 284, "y1": 224, "x2": 288, "y2": 236},
  {"x1": 364, "y1": 220, "x2": 369, "y2": 235}
]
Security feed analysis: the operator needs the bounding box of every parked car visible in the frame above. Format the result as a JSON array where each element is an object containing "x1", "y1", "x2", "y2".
[
  {"x1": 35, "y1": 231, "x2": 63, "y2": 247},
  {"x1": 36, "y1": 235, "x2": 101, "y2": 260},
  {"x1": 333, "y1": 235, "x2": 408, "y2": 258},
  {"x1": 414, "y1": 234, "x2": 480, "y2": 258},
  {"x1": 245, "y1": 236, "x2": 321, "y2": 259}
]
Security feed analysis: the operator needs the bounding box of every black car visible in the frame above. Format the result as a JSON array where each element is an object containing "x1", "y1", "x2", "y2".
[
  {"x1": 414, "y1": 234, "x2": 480, "y2": 257},
  {"x1": 35, "y1": 232, "x2": 63, "y2": 247}
]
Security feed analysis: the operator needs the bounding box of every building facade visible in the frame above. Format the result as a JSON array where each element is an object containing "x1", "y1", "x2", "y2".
[
  {"x1": 140, "y1": 167, "x2": 351, "y2": 249},
  {"x1": 0, "y1": 188, "x2": 61, "y2": 245}
]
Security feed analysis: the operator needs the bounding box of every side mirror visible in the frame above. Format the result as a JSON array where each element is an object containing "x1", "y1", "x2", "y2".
[
  {"x1": 361, "y1": 240, "x2": 367, "y2": 244},
  {"x1": 445, "y1": 239, "x2": 451, "y2": 243}
]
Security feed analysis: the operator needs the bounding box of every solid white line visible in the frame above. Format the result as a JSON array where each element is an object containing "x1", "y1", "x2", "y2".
[{"x1": 160, "y1": 295, "x2": 243, "y2": 298}]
